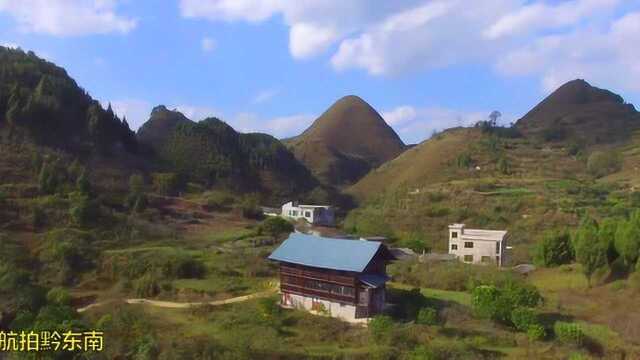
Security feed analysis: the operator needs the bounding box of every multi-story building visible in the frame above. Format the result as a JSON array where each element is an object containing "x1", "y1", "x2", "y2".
[{"x1": 448, "y1": 223, "x2": 507, "y2": 267}]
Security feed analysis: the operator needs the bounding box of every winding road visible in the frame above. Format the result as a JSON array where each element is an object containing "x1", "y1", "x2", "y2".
[{"x1": 76, "y1": 289, "x2": 276, "y2": 313}]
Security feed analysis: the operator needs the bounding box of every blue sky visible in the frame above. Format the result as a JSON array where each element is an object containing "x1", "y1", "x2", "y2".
[{"x1": 1, "y1": 0, "x2": 639, "y2": 144}]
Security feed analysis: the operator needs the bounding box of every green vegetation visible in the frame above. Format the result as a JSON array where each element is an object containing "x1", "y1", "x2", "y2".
[
  {"x1": 535, "y1": 230, "x2": 574, "y2": 267},
  {"x1": 587, "y1": 150, "x2": 623, "y2": 178},
  {"x1": 0, "y1": 47, "x2": 137, "y2": 152}
]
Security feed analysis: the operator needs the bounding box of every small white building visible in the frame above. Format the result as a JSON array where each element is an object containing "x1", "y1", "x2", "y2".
[
  {"x1": 448, "y1": 224, "x2": 507, "y2": 267},
  {"x1": 281, "y1": 201, "x2": 335, "y2": 226}
]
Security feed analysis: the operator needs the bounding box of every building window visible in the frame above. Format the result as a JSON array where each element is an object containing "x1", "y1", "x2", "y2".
[
  {"x1": 464, "y1": 241, "x2": 474, "y2": 248},
  {"x1": 452, "y1": 231, "x2": 458, "y2": 239},
  {"x1": 292, "y1": 210, "x2": 298, "y2": 216},
  {"x1": 451, "y1": 244, "x2": 458, "y2": 250},
  {"x1": 464, "y1": 255, "x2": 473, "y2": 262},
  {"x1": 305, "y1": 211, "x2": 311, "y2": 217},
  {"x1": 481, "y1": 256, "x2": 491, "y2": 263},
  {"x1": 496, "y1": 242, "x2": 500, "y2": 254}
]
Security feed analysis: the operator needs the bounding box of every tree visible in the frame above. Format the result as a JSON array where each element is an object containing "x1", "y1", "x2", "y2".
[
  {"x1": 598, "y1": 217, "x2": 619, "y2": 263},
  {"x1": 534, "y1": 230, "x2": 574, "y2": 267},
  {"x1": 573, "y1": 220, "x2": 607, "y2": 287},
  {"x1": 614, "y1": 215, "x2": 640, "y2": 267},
  {"x1": 489, "y1": 110, "x2": 502, "y2": 127},
  {"x1": 76, "y1": 169, "x2": 91, "y2": 195}
]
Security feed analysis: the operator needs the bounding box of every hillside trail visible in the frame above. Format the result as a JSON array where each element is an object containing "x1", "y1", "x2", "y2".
[{"x1": 76, "y1": 288, "x2": 276, "y2": 313}]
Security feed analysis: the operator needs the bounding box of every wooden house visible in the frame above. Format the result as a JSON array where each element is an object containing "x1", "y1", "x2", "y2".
[{"x1": 268, "y1": 233, "x2": 394, "y2": 323}]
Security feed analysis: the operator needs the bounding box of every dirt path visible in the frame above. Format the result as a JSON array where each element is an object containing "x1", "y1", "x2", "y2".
[{"x1": 77, "y1": 289, "x2": 276, "y2": 313}]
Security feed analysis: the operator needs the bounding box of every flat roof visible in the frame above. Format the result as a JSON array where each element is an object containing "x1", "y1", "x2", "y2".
[{"x1": 461, "y1": 229, "x2": 507, "y2": 242}]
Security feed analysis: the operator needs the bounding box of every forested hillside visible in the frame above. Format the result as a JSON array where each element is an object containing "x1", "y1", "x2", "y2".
[
  {"x1": 0, "y1": 47, "x2": 137, "y2": 154},
  {"x1": 137, "y1": 106, "x2": 321, "y2": 203}
]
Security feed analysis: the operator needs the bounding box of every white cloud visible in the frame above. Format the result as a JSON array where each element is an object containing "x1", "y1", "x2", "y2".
[
  {"x1": 289, "y1": 22, "x2": 339, "y2": 59},
  {"x1": 178, "y1": 0, "x2": 640, "y2": 97},
  {"x1": 201, "y1": 37, "x2": 216, "y2": 52},
  {"x1": 382, "y1": 106, "x2": 418, "y2": 126},
  {"x1": 1, "y1": 42, "x2": 18, "y2": 49},
  {"x1": 0, "y1": 0, "x2": 136, "y2": 36},
  {"x1": 383, "y1": 105, "x2": 507, "y2": 144},
  {"x1": 496, "y1": 11, "x2": 640, "y2": 93},
  {"x1": 179, "y1": 0, "x2": 280, "y2": 22},
  {"x1": 252, "y1": 89, "x2": 279, "y2": 104},
  {"x1": 232, "y1": 112, "x2": 314, "y2": 138},
  {"x1": 485, "y1": 0, "x2": 619, "y2": 39}
]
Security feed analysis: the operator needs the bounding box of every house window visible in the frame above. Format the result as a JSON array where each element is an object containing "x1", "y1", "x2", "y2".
[
  {"x1": 451, "y1": 244, "x2": 458, "y2": 251},
  {"x1": 305, "y1": 211, "x2": 311, "y2": 217},
  {"x1": 496, "y1": 242, "x2": 500, "y2": 254},
  {"x1": 464, "y1": 241, "x2": 474, "y2": 248},
  {"x1": 292, "y1": 210, "x2": 298, "y2": 216},
  {"x1": 481, "y1": 256, "x2": 491, "y2": 263},
  {"x1": 463, "y1": 255, "x2": 473, "y2": 262},
  {"x1": 452, "y1": 231, "x2": 458, "y2": 239}
]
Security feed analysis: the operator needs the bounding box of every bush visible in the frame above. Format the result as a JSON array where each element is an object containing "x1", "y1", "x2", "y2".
[
  {"x1": 416, "y1": 307, "x2": 438, "y2": 326},
  {"x1": 511, "y1": 307, "x2": 538, "y2": 332},
  {"x1": 69, "y1": 193, "x2": 99, "y2": 226},
  {"x1": 472, "y1": 282, "x2": 542, "y2": 325},
  {"x1": 369, "y1": 315, "x2": 394, "y2": 344},
  {"x1": 134, "y1": 273, "x2": 160, "y2": 297},
  {"x1": 554, "y1": 322, "x2": 584, "y2": 346},
  {"x1": 203, "y1": 191, "x2": 235, "y2": 211},
  {"x1": 238, "y1": 194, "x2": 262, "y2": 219},
  {"x1": 46, "y1": 287, "x2": 71, "y2": 306},
  {"x1": 587, "y1": 150, "x2": 622, "y2": 178},
  {"x1": 152, "y1": 172, "x2": 182, "y2": 196},
  {"x1": 535, "y1": 230, "x2": 574, "y2": 267},
  {"x1": 527, "y1": 324, "x2": 546, "y2": 341},
  {"x1": 257, "y1": 217, "x2": 294, "y2": 238}
]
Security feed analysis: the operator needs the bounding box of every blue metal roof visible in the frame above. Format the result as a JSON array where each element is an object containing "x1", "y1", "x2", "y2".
[{"x1": 268, "y1": 232, "x2": 383, "y2": 272}]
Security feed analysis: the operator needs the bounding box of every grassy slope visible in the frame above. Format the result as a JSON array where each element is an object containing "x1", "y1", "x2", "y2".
[{"x1": 345, "y1": 128, "x2": 609, "y2": 260}]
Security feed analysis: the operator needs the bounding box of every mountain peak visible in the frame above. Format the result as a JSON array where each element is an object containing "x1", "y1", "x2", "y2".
[
  {"x1": 516, "y1": 79, "x2": 637, "y2": 144},
  {"x1": 288, "y1": 95, "x2": 405, "y2": 186}
]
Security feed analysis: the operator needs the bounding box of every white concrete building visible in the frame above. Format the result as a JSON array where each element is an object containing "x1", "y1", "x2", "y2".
[
  {"x1": 281, "y1": 201, "x2": 335, "y2": 226},
  {"x1": 448, "y1": 224, "x2": 507, "y2": 267}
]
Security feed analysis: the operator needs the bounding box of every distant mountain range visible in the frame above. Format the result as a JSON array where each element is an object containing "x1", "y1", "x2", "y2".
[{"x1": 2, "y1": 45, "x2": 640, "y2": 207}]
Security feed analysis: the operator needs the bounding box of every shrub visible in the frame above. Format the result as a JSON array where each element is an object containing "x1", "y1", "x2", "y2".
[
  {"x1": 554, "y1": 322, "x2": 584, "y2": 346},
  {"x1": 69, "y1": 193, "x2": 99, "y2": 226},
  {"x1": 203, "y1": 191, "x2": 235, "y2": 211},
  {"x1": 471, "y1": 285, "x2": 501, "y2": 320},
  {"x1": 587, "y1": 150, "x2": 622, "y2": 178},
  {"x1": 416, "y1": 307, "x2": 438, "y2": 326},
  {"x1": 534, "y1": 230, "x2": 574, "y2": 267},
  {"x1": 511, "y1": 307, "x2": 538, "y2": 332},
  {"x1": 46, "y1": 287, "x2": 71, "y2": 306},
  {"x1": 527, "y1": 324, "x2": 546, "y2": 341},
  {"x1": 134, "y1": 273, "x2": 160, "y2": 297},
  {"x1": 472, "y1": 282, "x2": 542, "y2": 325},
  {"x1": 369, "y1": 315, "x2": 394, "y2": 344},
  {"x1": 238, "y1": 194, "x2": 262, "y2": 219},
  {"x1": 456, "y1": 153, "x2": 473, "y2": 168},
  {"x1": 257, "y1": 217, "x2": 294, "y2": 238},
  {"x1": 152, "y1": 172, "x2": 182, "y2": 196}
]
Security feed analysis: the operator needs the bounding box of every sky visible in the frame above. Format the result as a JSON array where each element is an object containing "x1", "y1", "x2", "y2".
[{"x1": 1, "y1": 0, "x2": 639, "y2": 144}]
